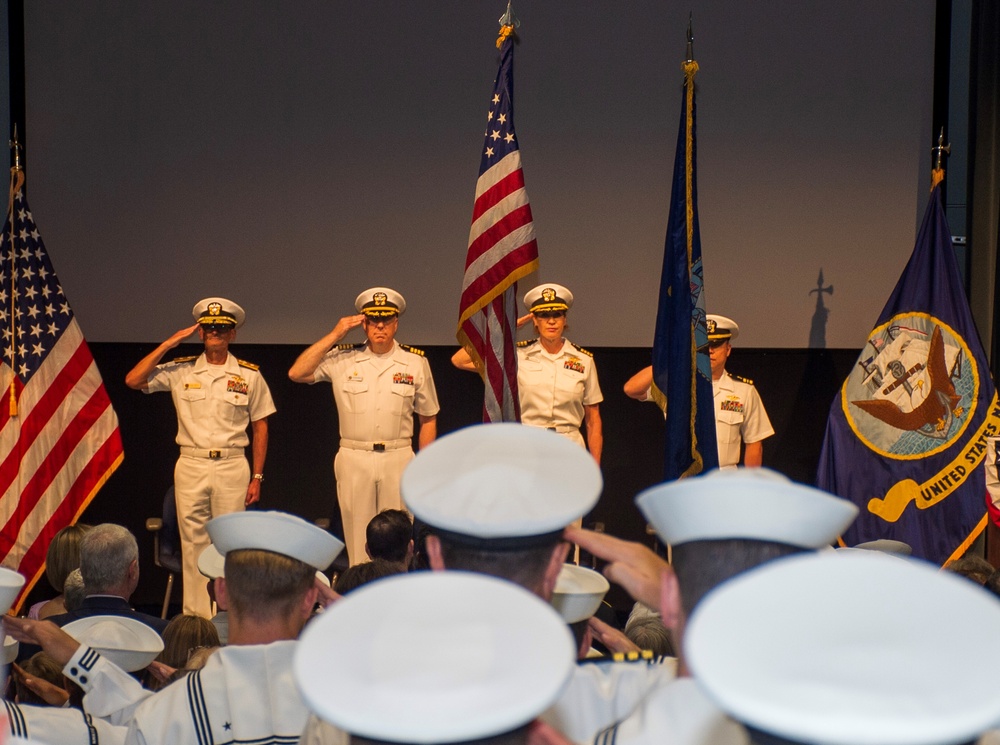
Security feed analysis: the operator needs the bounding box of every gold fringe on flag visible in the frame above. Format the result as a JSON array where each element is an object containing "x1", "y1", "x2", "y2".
[
  {"x1": 681, "y1": 58, "x2": 701, "y2": 479},
  {"x1": 496, "y1": 24, "x2": 514, "y2": 48}
]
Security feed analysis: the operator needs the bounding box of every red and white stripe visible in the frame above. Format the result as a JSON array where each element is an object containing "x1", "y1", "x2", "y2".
[
  {"x1": 0, "y1": 321, "x2": 123, "y2": 607},
  {"x1": 458, "y1": 151, "x2": 539, "y2": 422}
]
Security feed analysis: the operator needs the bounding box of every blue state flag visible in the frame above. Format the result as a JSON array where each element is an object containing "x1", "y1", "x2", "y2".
[
  {"x1": 652, "y1": 58, "x2": 718, "y2": 481},
  {"x1": 816, "y1": 183, "x2": 999, "y2": 564}
]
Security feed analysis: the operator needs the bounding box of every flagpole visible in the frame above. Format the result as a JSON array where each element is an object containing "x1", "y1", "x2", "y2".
[
  {"x1": 6, "y1": 127, "x2": 25, "y2": 416},
  {"x1": 931, "y1": 127, "x2": 950, "y2": 190}
]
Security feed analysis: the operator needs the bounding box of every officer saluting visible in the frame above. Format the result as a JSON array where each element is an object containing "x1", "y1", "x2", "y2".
[
  {"x1": 125, "y1": 297, "x2": 275, "y2": 618},
  {"x1": 706, "y1": 314, "x2": 773, "y2": 468},
  {"x1": 288, "y1": 287, "x2": 439, "y2": 566}
]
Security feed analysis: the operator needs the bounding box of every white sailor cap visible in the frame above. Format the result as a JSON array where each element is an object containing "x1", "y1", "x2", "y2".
[
  {"x1": 686, "y1": 551, "x2": 1000, "y2": 745},
  {"x1": 0, "y1": 567, "x2": 25, "y2": 616},
  {"x1": 198, "y1": 544, "x2": 226, "y2": 579},
  {"x1": 295, "y1": 571, "x2": 575, "y2": 743},
  {"x1": 63, "y1": 616, "x2": 164, "y2": 672},
  {"x1": 524, "y1": 283, "x2": 574, "y2": 314},
  {"x1": 637, "y1": 468, "x2": 857, "y2": 549},
  {"x1": 206, "y1": 511, "x2": 344, "y2": 571},
  {"x1": 551, "y1": 563, "x2": 610, "y2": 624},
  {"x1": 355, "y1": 287, "x2": 406, "y2": 318},
  {"x1": 852, "y1": 538, "x2": 913, "y2": 556},
  {"x1": 192, "y1": 297, "x2": 246, "y2": 328},
  {"x1": 402, "y1": 423, "x2": 602, "y2": 548},
  {"x1": 2, "y1": 634, "x2": 18, "y2": 666},
  {"x1": 706, "y1": 314, "x2": 739, "y2": 342}
]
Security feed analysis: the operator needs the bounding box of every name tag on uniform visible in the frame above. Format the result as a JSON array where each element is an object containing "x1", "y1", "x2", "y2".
[
  {"x1": 720, "y1": 398, "x2": 744, "y2": 413},
  {"x1": 183, "y1": 382, "x2": 202, "y2": 390},
  {"x1": 393, "y1": 372, "x2": 414, "y2": 386},
  {"x1": 347, "y1": 371, "x2": 364, "y2": 382},
  {"x1": 564, "y1": 357, "x2": 585, "y2": 374},
  {"x1": 227, "y1": 376, "x2": 249, "y2": 395}
]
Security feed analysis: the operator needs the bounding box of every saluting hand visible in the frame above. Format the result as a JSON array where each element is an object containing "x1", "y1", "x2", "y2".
[
  {"x1": 332, "y1": 314, "x2": 366, "y2": 341},
  {"x1": 516, "y1": 313, "x2": 533, "y2": 329},
  {"x1": 164, "y1": 324, "x2": 200, "y2": 349}
]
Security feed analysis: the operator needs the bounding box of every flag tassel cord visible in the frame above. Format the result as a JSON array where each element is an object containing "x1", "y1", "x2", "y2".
[
  {"x1": 6, "y1": 164, "x2": 24, "y2": 417},
  {"x1": 682, "y1": 58, "x2": 702, "y2": 479}
]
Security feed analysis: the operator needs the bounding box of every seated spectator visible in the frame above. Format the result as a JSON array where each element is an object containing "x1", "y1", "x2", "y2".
[
  {"x1": 623, "y1": 615, "x2": 675, "y2": 658},
  {"x1": 944, "y1": 555, "x2": 994, "y2": 585},
  {"x1": 12, "y1": 653, "x2": 67, "y2": 707},
  {"x1": 28, "y1": 524, "x2": 91, "y2": 621},
  {"x1": 365, "y1": 509, "x2": 413, "y2": 568},
  {"x1": 46, "y1": 523, "x2": 168, "y2": 635},
  {"x1": 62, "y1": 570, "x2": 85, "y2": 613},
  {"x1": 146, "y1": 614, "x2": 220, "y2": 691},
  {"x1": 333, "y1": 558, "x2": 405, "y2": 595}
]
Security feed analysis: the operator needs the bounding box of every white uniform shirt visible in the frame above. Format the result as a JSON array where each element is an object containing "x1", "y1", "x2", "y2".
[
  {"x1": 517, "y1": 338, "x2": 603, "y2": 437},
  {"x1": 146, "y1": 352, "x2": 276, "y2": 449},
  {"x1": 3, "y1": 699, "x2": 126, "y2": 745},
  {"x1": 713, "y1": 372, "x2": 773, "y2": 469},
  {"x1": 592, "y1": 678, "x2": 748, "y2": 745},
  {"x1": 63, "y1": 641, "x2": 308, "y2": 745},
  {"x1": 312, "y1": 341, "x2": 439, "y2": 442}
]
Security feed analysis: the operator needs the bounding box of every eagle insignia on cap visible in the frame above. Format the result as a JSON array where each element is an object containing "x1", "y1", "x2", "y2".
[
  {"x1": 707, "y1": 318, "x2": 717, "y2": 334},
  {"x1": 208, "y1": 302, "x2": 222, "y2": 317},
  {"x1": 542, "y1": 288, "x2": 556, "y2": 302},
  {"x1": 373, "y1": 292, "x2": 387, "y2": 306}
]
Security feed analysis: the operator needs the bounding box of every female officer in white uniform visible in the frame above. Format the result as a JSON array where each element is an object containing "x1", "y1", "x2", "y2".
[{"x1": 452, "y1": 283, "x2": 603, "y2": 465}]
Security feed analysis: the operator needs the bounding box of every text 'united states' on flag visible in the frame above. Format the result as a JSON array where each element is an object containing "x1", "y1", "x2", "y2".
[
  {"x1": 0, "y1": 173, "x2": 123, "y2": 609},
  {"x1": 457, "y1": 26, "x2": 539, "y2": 423}
]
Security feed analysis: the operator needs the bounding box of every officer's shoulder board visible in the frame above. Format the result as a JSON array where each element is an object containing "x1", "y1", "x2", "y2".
[
  {"x1": 517, "y1": 338, "x2": 538, "y2": 348},
  {"x1": 337, "y1": 343, "x2": 366, "y2": 351},
  {"x1": 570, "y1": 342, "x2": 594, "y2": 358},
  {"x1": 168, "y1": 355, "x2": 198, "y2": 365},
  {"x1": 236, "y1": 358, "x2": 260, "y2": 371},
  {"x1": 610, "y1": 649, "x2": 658, "y2": 664},
  {"x1": 398, "y1": 343, "x2": 426, "y2": 357},
  {"x1": 729, "y1": 372, "x2": 754, "y2": 385}
]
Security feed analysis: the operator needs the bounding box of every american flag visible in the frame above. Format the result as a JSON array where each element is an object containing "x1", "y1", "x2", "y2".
[
  {"x1": 457, "y1": 32, "x2": 539, "y2": 422},
  {"x1": 0, "y1": 182, "x2": 123, "y2": 609}
]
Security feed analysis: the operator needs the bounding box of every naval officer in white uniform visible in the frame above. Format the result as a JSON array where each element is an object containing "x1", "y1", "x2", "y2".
[
  {"x1": 288, "y1": 287, "x2": 439, "y2": 565},
  {"x1": 452, "y1": 283, "x2": 603, "y2": 464},
  {"x1": 125, "y1": 297, "x2": 275, "y2": 618}
]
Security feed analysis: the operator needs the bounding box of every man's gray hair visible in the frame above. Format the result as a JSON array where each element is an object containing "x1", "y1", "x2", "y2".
[{"x1": 79, "y1": 523, "x2": 138, "y2": 593}]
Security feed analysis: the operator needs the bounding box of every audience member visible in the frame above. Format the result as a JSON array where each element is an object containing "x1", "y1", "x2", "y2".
[
  {"x1": 146, "y1": 614, "x2": 220, "y2": 691},
  {"x1": 944, "y1": 554, "x2": 994, "y2": 585},
  {"x1": 62, "y1": 570, "x2": 85, "y2": 613},
  {"x1": 295, "y1": 572, "x2": 575, "y2": 745},
  {"x1": 28, "y1": 524, "x2": 91, "y2": 621},
  {"x1": 47, "y1": 524, "x2": 168, "y2": 635},
  {"x1": 333, "y1": 559, "x2": 405, "y2": 595},
  {"x1": 571, "y1": 467, "x2": 858, "y2": 745},
  {"x1": 686, "y1": 551, "x2": 1000, "y2": 745},
  {"x1": 196, "y1": 545, "x2": 229, "y2": 644},
  {"x1": 12, "y1": 653, "x2": 65, "y2": 706},
  {"x1": 623, "y1": 616, "x2": 674, "y2": 659},
  {"x1": 5, "y1": 511, "x2": 343, "y2": 745},
  {"x1": 364, "y1": 509, "x2": 413, "y2": 568}
]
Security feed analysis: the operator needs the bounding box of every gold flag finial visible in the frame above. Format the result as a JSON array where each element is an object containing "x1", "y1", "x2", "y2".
[{"x1": 931, "y1": 127, "x2": 950, "y2": 190}]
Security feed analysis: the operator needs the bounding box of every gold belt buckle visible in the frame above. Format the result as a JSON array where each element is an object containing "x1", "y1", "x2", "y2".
[{"x1": 209, "y1": 450, "x2": 222, "y2": 459}]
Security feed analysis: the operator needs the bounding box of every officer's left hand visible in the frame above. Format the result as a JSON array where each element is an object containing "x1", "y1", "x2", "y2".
[
  {"x1": 245, "y1": 479, "x2": 261, "y2": 507},
  {"x1": 516, "y1": 313, "x2": 533, "y2": 328}
]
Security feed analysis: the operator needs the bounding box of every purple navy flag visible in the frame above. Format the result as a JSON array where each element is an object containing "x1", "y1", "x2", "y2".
[
  {"x1": 653, "y1": 59, "x2": 718, "y2": 481},
  {"x1": 816, "y1": 183, "x2": 998, "y2": 564}
]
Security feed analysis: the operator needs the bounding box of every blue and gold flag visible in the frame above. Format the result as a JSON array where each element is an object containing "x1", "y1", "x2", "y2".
[
  {"x1": 816, "y1": 180, "x2": 999, "y2": 564},
  {"x1": 653, "y1": 58, "x2": 718, "y2": 480}
]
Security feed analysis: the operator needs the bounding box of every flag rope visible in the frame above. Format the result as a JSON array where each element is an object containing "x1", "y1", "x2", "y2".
[
  {"x1": 5, "y1": 165, "x2": 24, "y2": 416},
  {"x1": 682, "y1": 58, "x2": 702, "y2": 479}
]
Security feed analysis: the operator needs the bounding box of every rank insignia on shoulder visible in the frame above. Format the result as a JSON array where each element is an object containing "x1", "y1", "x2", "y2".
[
  {"x1": 337, "y1": 343, "x2": 365, "y2": 351},
  {"x1": 170, "y1": 355, "x2": 197, "y2": 365},
  {"x1": 570, "y1": 343, "x2": 593, "y2": 357},
  {"x1": 399, "y1": 344, "x2": 425, "y2": 356},
  {"x1": 730, "y1": 372, "x2": 753, "y2": 385},
  {"x1": 611, "y1": 650, "x2": 656, "y2": 663},
  {"x1": 517, "y1": 339, "x2": 538, "y2": 348},
  {"x1": 236, "y1": 359, "x2": 260, "y2": 371}
]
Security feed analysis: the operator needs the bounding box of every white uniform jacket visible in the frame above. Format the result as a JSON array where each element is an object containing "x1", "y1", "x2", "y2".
[
  {"x1": 713, "y1": 372, "x2": 773, "y2": 469},
  {"x1": 517, "y1": 338, "x2": 602, "y2": 446}
]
